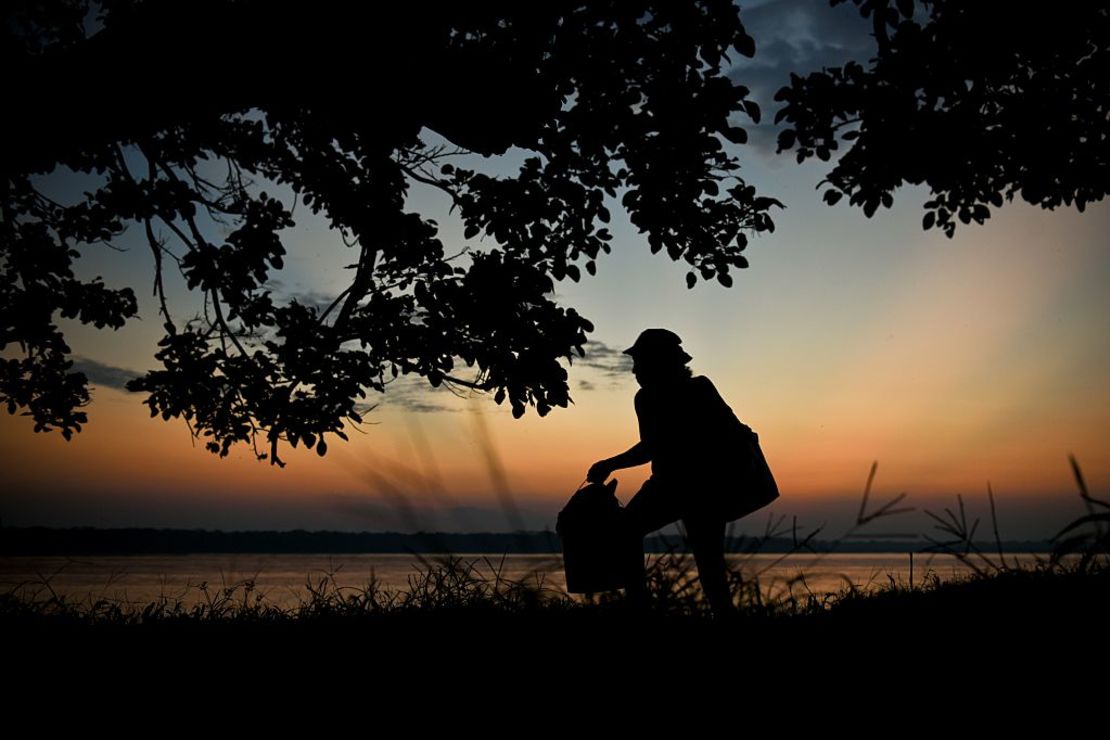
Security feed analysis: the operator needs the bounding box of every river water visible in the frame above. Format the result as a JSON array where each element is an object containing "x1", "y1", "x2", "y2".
[{"x1": 0, "y1": 551, "x2": 1063, "y2": 612}]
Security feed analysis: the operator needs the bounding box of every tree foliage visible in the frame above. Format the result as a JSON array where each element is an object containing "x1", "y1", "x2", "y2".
[
  {"x1": 1, "y1": 0, "x2": 777, "y2": 464},
  {"x1": 774, "y1": 0, "x2": 1108, "y2": 235},
  {"x1": 7, "y1": 1, "x2": 1104, "y2": 466}
]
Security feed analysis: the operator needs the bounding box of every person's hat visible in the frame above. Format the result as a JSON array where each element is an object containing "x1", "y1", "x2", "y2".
[{"x1": 623, "y1": 328, "x2": 693, "y2": 364}]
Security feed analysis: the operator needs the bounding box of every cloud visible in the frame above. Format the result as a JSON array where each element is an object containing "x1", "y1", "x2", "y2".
[
  {"x1": 569, "y1": 339, "x2": 633, "y2": 378},
  {"x1": 274, "y1": 287, "x2": 339, "y2": 314},
  {"x1": 729, "y1": 0, "x2": 875, "y2": 155},
  {"x1": 374, "y1": 373, "x2": 464, "y2": 414},
  {"x1": 365, "y1": 342, "x2": 631, "y2": 410},
  {"x1": 70, "y1": 353, "x2": 461, "y2": 415},
  {"x1": 72, "y1": 357, "x2": 142, "y2": 391},
  {"x1": 561, "y1": 338, "x2": 634, "y2": 392}
]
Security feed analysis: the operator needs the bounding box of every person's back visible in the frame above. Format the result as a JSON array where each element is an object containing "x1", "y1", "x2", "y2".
[{"x1": 634, "y1": 374, "x2": 750, "y2": 516}]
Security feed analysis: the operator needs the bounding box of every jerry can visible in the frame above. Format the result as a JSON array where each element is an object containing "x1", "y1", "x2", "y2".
[{"x1": 556, "y1": 479, "x2": 642, "y2": 594}]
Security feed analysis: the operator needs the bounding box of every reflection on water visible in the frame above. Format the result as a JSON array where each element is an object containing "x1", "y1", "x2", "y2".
[{"x1": 0, "y1": 552, "x2": 1062, "y2": 611}]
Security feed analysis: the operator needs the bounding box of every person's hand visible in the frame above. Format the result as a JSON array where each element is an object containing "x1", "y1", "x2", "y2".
[{"x1": 586, "y1": 459, "x2": 613, "y2": 483}]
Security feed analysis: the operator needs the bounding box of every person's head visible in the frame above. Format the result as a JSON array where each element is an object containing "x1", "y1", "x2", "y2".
[{"x1": 623, "y1": 328, "x2": 693, "y2": 388}]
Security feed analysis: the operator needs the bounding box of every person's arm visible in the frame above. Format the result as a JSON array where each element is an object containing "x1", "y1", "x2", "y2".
[{"x1": 587, "y1": 442, "x2": 652, "y2": 482}]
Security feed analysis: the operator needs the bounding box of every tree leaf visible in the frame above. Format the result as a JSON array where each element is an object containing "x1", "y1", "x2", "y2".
[
  {"x1": 723, "y1": 127, "x2": 748, "y2": 145},
  {"x1": 743, "y1": 99, "x2": 761, "y2": 124},
  {"x1": 734, "y1": 31, "x2": 755, "y2": 58}
]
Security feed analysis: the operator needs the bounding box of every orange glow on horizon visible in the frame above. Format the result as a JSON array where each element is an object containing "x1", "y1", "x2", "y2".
[{"x1": 2, "y1": 380, "x2": 1105, "y2": 520}]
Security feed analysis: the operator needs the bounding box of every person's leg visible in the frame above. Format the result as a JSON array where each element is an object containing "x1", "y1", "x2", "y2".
[
  {"x1": 620, "y1": 477, "x2": 681, "y2": 608},
  {"x1": 683, "y1": 515, "x2": 735, "y2": 619}
]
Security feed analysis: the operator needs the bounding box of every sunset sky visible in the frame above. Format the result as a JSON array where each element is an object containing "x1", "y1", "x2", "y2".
[{"x1": 3, "y1": 0, "x2": 1107, "y2": 541}]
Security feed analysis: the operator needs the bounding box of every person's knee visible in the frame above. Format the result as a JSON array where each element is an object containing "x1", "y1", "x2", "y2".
[
  {"x1": 684, "y1": 518, "x2": 725, "y2": 549},
  {"x1": 621, "y1": 507, "x2": 660, "y2": 541}
]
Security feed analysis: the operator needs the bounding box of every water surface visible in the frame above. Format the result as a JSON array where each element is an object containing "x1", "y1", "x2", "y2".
[{"x1": 0, "y1": 552, "x2": 1058, "y2": 611}]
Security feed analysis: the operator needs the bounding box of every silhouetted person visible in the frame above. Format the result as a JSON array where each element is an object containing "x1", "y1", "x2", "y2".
[{"x1": 588, "y1": 328, "x2": 752, "y2": 618}]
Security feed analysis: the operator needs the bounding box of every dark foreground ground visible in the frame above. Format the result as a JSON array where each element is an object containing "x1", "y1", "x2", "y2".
[{"x1": 6, "y1": 557, "x2": 1107, "y2": 704}]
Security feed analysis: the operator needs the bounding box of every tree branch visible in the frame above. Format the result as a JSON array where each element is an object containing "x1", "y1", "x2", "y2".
[
  {"x1": 142, "y1": 217, "x2": 176, "y2": 330},
  {"x1": 332, "y1": 243, "x2": 378, "y2": 334},
  {"x1": 397, "y1": 161, "x2": 464, "y2": 209}
]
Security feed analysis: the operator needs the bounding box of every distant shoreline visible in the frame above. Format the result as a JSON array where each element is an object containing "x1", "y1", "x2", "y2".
[{"x1": 0, "y1": 526, "x2": 1057, "y2": 555}]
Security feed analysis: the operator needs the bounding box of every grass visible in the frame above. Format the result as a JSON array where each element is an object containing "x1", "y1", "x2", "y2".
[{"x1": 6, "y1": 544, "x2": 1105, "y2": 700}]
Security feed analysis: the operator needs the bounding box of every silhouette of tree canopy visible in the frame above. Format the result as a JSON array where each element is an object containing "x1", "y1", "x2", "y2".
[
  {"x1": 6, "y1": 1, "x2": 1104, "y2": 466},
  {"x1": 774, "y1": 0, "x2": 1108, "y2": 236},
  {"x1": 2, "y1": 0, "x2": 778, "y2": 465}
]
